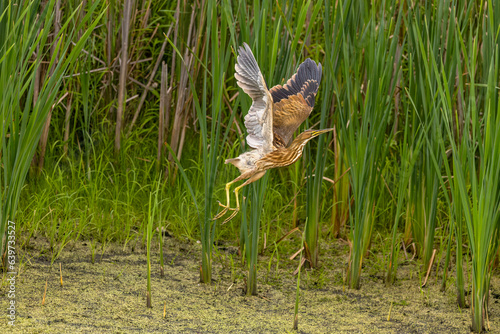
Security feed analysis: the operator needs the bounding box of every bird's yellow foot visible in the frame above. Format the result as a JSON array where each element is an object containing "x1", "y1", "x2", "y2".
[
  {"x1": 221, "y1": 208, "x2": 240, "y2": 225},
  {"x1": 213, "y1": 201, "x2": 236, "y2": 220}
]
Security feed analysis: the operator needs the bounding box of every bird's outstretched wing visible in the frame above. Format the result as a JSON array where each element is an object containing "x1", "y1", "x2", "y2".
[
  {"x1": 235, "y1": 43, "x2": 273, "y2": 152},
  {"x1": 270, "y1": 58, "x2": 322, "y2": 147}
]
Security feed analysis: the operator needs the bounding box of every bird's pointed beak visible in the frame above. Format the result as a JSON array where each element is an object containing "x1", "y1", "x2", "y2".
[{"x1": 312, "y1": 128, "x2": 334, "y2": 136}]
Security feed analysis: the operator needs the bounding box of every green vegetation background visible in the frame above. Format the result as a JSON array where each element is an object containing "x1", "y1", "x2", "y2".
[{"x1": 2, "y1": 1, "x2": 500, "y2": 332}]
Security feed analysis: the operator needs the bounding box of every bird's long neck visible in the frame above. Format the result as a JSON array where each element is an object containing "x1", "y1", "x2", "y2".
[
  {"x1": 286, "y1": 135, "x2": 312, "y2": 164},
  {"x1": 257, "y1": 138, "x2": 309, "y2": 169},
  {"x1": 286, "y1": 129, "x2": 331, "y2": 164},
  {"x1": 257, "y1": 130, "x2": 329, "y2": 170}
]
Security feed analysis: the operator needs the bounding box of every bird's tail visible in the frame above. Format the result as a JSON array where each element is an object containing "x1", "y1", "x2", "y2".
[{"x1": 225, "y1": 158, "x2": 240, "y2": 165}]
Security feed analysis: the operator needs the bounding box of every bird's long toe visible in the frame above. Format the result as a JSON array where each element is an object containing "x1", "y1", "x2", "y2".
[
  {"x1": 213, "y1": 202, "x2": 239, "y2": 220},
  {"x1": 213, "y1": 207, "x2": 229, "y2": 220},
  {"x1": 222, "y1": 209, "x2": 240, "y2": 225},
  {"x1": 217, "y1": 201, "x2": 229, "y2": 208}
]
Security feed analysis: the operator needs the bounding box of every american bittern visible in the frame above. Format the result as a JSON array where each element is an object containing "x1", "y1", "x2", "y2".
[{"x1": 214, "y1": 43, "x2": 333, "y2": 223}]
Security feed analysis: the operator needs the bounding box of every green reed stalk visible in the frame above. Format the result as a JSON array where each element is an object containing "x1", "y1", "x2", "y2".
[
  {"x1": 329, "y1": 134, "x2": 350, "y2": 238},
  {"x1": 451, "y1": 172, "x2": 466, "y2": 307},
  {"x1": 302, "y1": 0, "x2": 347, "y2": 267},
  {"x1": 335, "y1": 0, "x2": 402, "y2": 289},
  {"x1": 293, "y1": 229, "x2": 305, "y2": 330},
  {"x1": 404, "y1": 0, "x2": 461, "y2": 271},
  {"x1": 80, "y1": 63, "x2": 93, "y2": 181},
  {"x1": 242, "y1": 173, "x2": 269, "y2": 295},
  {"x1": 236, "y1": 0, "x2": 279, "y2": 295},
  {"x1": 386, "y1": 105, "x2": 424, "y2": 285},
  {"x1": 303, "y1": 0, "x2": 331, "y2": 265},
  {"x1": 158, "y1": 194, "x2": 165, "y2": 277},
  {"x1": 0, "y1": 0, "x2": 103, "y2": 261},
  {"x1": 146, "y1": 177, "x2": 160, "y2": 307},
  {"x1": 323, "y1": 0, "x2": 350, "y2": 240},
  {"x1": 450, "y1": 44, "x2": 500, "y2": 333},
  {"x1": 424, "y1": 3, "x2": 500, "y2": 329},
  {"x1": 406, "y1": 0, "x2": 469, "y2": 304},
  {"x1": 183, "y1": 1, "x2": 234, "y2": 283}
]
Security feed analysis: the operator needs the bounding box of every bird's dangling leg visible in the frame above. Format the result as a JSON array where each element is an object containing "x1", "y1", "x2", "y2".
[
  {"x1": 221, "y1": 184, "x2": 244, "y2": 224},
  {"x1": 222, "y1": 171, "x2": 267, "y2": 225},
  {"x1": 213, "y1": 181, "x2": 236, "y2": 220},
  {"x1": 213, "y1": 172, "x2": 252, "y2": 220}
]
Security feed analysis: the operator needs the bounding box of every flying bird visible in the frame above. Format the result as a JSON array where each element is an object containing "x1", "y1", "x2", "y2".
[{"x1": 214, "y1": 43, "x2": 332, "y2": 224}]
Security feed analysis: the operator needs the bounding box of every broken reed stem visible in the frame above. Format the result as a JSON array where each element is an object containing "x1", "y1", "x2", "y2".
[
  {"x1": 421, "y1": 249, "x2": 437, "y2": 288},
  {"x1": 168, "y1": 37, "x2": 192, "y2": 160},
  {"x1": 59, "y1": 263, "x2": 63, "y2": 287},
  {"x1": 63, "y1": 88, "x2": 72, "y2": 155},
  {"x1": 37, "y1": 0, "x2": 62, "y2": 173},
  {"x1": 175, "y1": 104, "x2": 190, "y2": 163},
  {"x1": 157, "y1": 61, "x2": 168, "y2": 164},
  {"x1": 33, "y1": 31, "x2": 42, "y2": 108},
  {"x1": 114, "y1": 0, "x2": 133, "y2": 155},
  {"x1": 77, "y1": 0, "x2": 87, "y2": 40},
  {"x1": 168, "y1": 0, "x2": 180, "y2": 92},
  {"x1": 42, "y1": 280, "x2": 48, "y2": 306},
  {"x1": 163, "y1": 300, "x2": 167, "y2": 318},
  {"x1": 293, "y1": 257, "x2": 306, "y2": 276},
  {"x1": 140, "y1": 0, "x2": 152, "y2": 29},
  {"x1": 387, "y1": 302, "x2": 393, "y2": 321},
  {"x1": 163, "y1": 85, "x2": 173, "y2": 176},
  {"x1": 290, "y1": 247, "x2": 304, "y2": 261},
  {"x1": 191, "y1": 0, "x2": 207, "y2": 84},
  {"x1": 127, "y1": 26, "x2": 172, "y2": 135},
  {"x1": 276, "y1": 227, "x2": 300, "y2": 245},
  {"x1": 105, "y1": 0, "x2": 115, "y2": 113},
  {"x1": 127, "y1": 1, "x2": 151, "y2": 74},
  {"x1": 168, "y1": 4, "x2": 196, "y2": 162}
]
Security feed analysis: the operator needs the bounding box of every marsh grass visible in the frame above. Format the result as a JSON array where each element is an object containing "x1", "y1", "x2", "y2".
[
  {"x1": 4, "y1": 1, "x2": 500, "y2": 332},
  {"x1": 432, "y1": 3, "x2": 500, "y2": 329},
  {"x1": 386, "y1": 101, "x2": 424, "y2": 285},
  {"x1": 334, "y1": 0, "x2": 403, "y2": 289},
  {"x1": 0, "y1": 0, "x2": 104, "y2": 260},
  {"x1": 146, "y1": 175, "x2": 162, "y2": 307}
]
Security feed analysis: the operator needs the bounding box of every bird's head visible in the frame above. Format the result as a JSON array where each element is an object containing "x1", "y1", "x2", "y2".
[
  {"x1": 286, "y1": 128, "x2": 334, "y2": 153},
  {"x1": 294, "y1": 128, "x2": 334, "y2": 143}
]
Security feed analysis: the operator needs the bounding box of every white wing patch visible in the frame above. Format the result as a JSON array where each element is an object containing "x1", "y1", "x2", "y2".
[{"x1": 235, "y1": 43, "x2": 273, "y2": 152}]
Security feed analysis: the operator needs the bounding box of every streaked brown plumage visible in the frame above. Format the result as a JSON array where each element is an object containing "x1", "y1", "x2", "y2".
[{"x1": 214, "y1": 43, "x2": 333, "y2": 223}]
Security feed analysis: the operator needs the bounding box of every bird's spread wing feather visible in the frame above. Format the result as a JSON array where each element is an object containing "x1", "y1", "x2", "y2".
[
  {"x1": 269, "y1": 58, "x2": 322, "y2": 147},
  {"x1": 235, "y1": 43, "x2": 273, "y2": 151}
]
